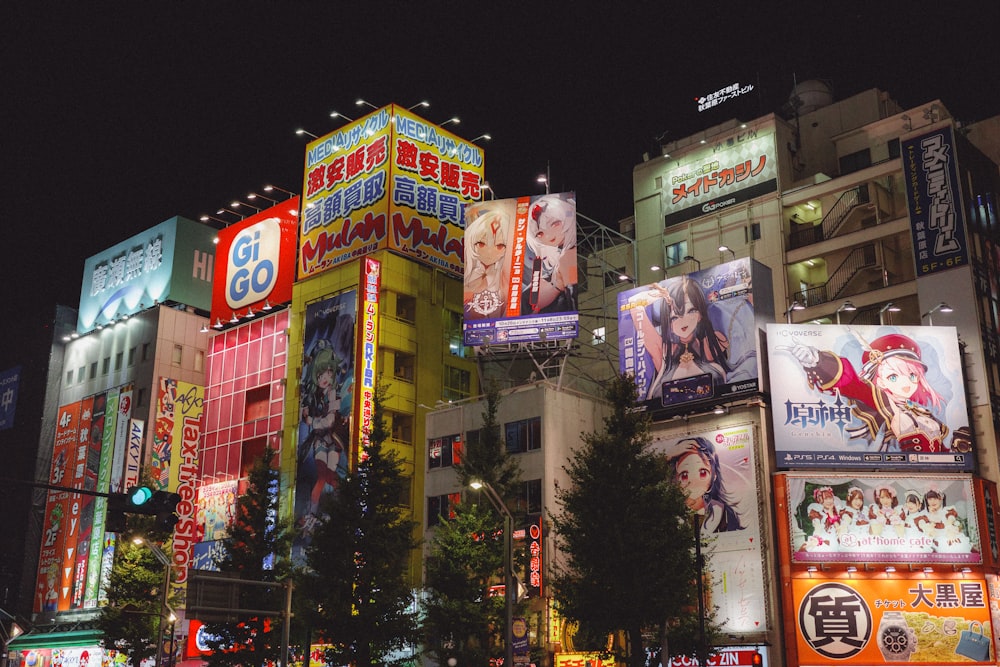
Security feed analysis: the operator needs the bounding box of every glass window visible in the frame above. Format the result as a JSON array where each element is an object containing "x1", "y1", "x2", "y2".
[
  {"x1": 172, "y1": 344, "x2": 183, "y2": 366},
  {"x1": 394, "y1": 353, "x2": 415, "y2": 382},
  {"x1": 66, "y1": 370, "x2": 74, "y2": 385},
  {"x1": 505, "y1": 417, "x2": 541, "y2": 453},
  {"x1": 89, "y1": 362, "x2": 98, "y2": 379},
  {"x1": 592, "y1": 326, "x2": 606, "y2": 345},
  {"x1": 142, "y1": 342, "x2": 151, "y2": 362},
  {"x1": 102, "y1": 357, "x2": 110, "y2": 375},
  {"x1": 428, "y1": 492, "x2": 461, "y2": 527},
  {"x1": 245, "y1": 385, "x2": 271, "y2": 422},
  {"x1": 666, "y1": 241, "x2": 688, "y2": 267},
  {"x1": 128, "y1": 347, "x2": 136, "y2": 367},
  {"x1": 114, "y1": 351, "x2": 123, "y2": 371},
  {"x1": 443, "y1": 366, "x2": 471, "y2": 401},
  {"x1": 194, "y1": 350, "x2": 205, "y2": 373},
  {"x1": 428, "y1": 434, "x2": 461, "y2": 469},
  {"x1": 396, "y1": 294, "x2": 416, "y2": 322},
  {"x1": 839, "y1": 148, "x2": 872, "y2": 175},
  {"x1": 77, "y1": 366, "x2": 86, "y2": 383}
]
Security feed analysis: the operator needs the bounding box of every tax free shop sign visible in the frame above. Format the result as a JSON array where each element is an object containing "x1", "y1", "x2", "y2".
[{"x1": 210, "y1": 198, "x2": 299, "y2": 323}]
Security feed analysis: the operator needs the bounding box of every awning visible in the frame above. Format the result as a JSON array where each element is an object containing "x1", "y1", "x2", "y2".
[{"x1": 6, "y1": 628, "x2": 103, "y2": 651}]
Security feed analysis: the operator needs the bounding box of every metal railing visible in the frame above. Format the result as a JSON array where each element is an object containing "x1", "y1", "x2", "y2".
[
  {"x1": 788, "y1": 183, "x2": 872, "y2": 250},
  {"x1": 795, "y1": 244, "x2": 878, "y2": 306}
]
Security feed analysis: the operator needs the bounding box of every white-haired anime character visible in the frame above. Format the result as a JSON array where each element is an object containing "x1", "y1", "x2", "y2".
[
  {"x1": 521, "y1": 194, "x2": 578, "y2": 314},
  {"x1": 464, "y1": 204, "x2": 512, "y2": 319}
]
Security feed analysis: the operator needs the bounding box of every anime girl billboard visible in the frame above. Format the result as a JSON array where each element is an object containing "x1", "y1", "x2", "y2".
[
  {"x1": 767, "y1": 323, "x2": 973, "y2": 471},
  {"x1": 618, "y1": 258, "x2": 763, "y2": 416},
  {"x1": 293, "y1": 291, "x2": 357, "y2": 561},
  {"x1": 462, "y1": 192, "x2": 579, "y2": 346}
]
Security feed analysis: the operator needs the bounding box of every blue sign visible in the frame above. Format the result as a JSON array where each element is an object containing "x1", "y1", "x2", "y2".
[{"x1": 0, "y1": 365, "x2": 21, "y2": 431}]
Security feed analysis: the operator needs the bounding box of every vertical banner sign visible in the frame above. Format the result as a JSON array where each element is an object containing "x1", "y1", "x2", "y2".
[
  {"x1": 902, "y1": 122, "x2": 969, "y2": 276},
  {"x1": 86, "y1": 387, "x2": 119, "y2": 607},
  {"x1": 294, "y1": 290, "x2": 358, "y2": 562},
  {"x1": 59, "y1": 396, "x2": 93, "y2": 611},
  {"x1": 34, "y1": 402, "x2": 80, "y2": 613},
  {"x1": 110, "y1": 386, "x2": 135, "y2": 493},
  {"x1": 354, "y1": 257, "x2": 381, "y2": 459},
  {"x1": 526, "y1": 515, "x2": 543, "y2": 598},
  {"x1": 462, "y1": 193, "x2": 579, "y2": 345},
  {"x1": 155, "y1": 378, "x2": 204, "y2": 604},
  {"x1": 72, "y1": 394, "x2": 106, "y2": 609},
  {"x1": 0, "y1": 365, "x2": 21, "y2": 430}
]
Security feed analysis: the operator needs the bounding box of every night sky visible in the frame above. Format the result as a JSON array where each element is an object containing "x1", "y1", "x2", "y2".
[{"x1": 4, "y1": 2, "x2": 999, "y2": 336}]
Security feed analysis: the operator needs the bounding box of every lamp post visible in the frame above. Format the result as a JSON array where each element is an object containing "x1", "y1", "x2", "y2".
[
  {"x1": 879, "y1": 302, "x2": 900, "y2": 325},
  {"x1": 922, "y1": 301, "x2": 953, "y2": 326},
  {"x1": 785, "y1": 300, "x2": 805, "y2": 323},
  {"x1": 133, "y1": 536, "x2": 172, "y2": 667},
  {"x1": 835, "y1": 301, "x2": 856, "y2": 325},
  {"x1": 470, "y1": 480, "x2": 514, "y2": 667},
  {"x1": 693, "y1": 516, "x2": 708, "y2": 667}
]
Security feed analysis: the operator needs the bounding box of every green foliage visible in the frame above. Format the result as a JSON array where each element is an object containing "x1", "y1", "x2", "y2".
[
  {"x1": 453, "y1": 379, "x2": 521, "y2": 501},
  {"x1": 550, "y1": 373, "x2": 717, "y2": 667},
  {"x1": 98, "y1": 539, "x2": 166, "y2": 667},
  {"x1": 299, "y1": 385, "x2": 420, "y2": 667},
  {"x1": 422, "y1": 502, "x2": 505, "y2": 667},
  {"x1": 202, "y1": 446, "x2": 294, "y2": 667}
]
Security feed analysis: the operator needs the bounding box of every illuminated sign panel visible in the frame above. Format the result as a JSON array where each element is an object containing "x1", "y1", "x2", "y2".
[
  {"x1": 902, "y1": 122, "x2": 970, "y2": 276},
  {"x1": 463, "y1": 193, "x2": 579, "y2": 345},
  {"x1": 781, "y1": 473, "x2": 980, "y2": 565},
  {"x1": 77, "y1": 216, "x2": 216, "y2": 333},
  {"x1": 299, "y1": 105, "x2": 484, "y2": 279},
  {"x1": 695, "y1": 81, "x2": 755, "y2": 112},
  {"x1": 650, "y1": 424, "x2": 767, "y2": 635},
  {"x1": 618, "y1": 258, "x2": 764, "y2": 417},
  {"x1": 293, "y1": 289, "x2": 357, "y2": 562},
  {"x1": 660, "y1": 127, "x2": 777, "y2": 227},
  {"x1": 210, "y1": 197, "x2": 299, "y2": 322},
  {"x1": 792, "y1": 576, "x2": 993, "y2": 664},
  {"x1": 0, "y1": 365, "x2": 21, "y2": 430},
  {"x1": 767, "y1": 323, "x2": 972, "y2": 471},
  {"x1": 354, "y1": 258, "x2": 381, "y2": 457}
]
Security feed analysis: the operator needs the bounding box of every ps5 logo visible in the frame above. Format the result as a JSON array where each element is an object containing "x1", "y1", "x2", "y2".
[{"x1": 227, "y1": 218, "x2": 281, "y2": 308}]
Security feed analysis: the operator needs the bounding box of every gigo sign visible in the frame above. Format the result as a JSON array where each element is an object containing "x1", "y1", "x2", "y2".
[
  {"x1": 226, "y1": 218, "x2": 281, "y2": 308},
  {"x1": 210, "y1": 197, "x2": 299, "y2": 322}
]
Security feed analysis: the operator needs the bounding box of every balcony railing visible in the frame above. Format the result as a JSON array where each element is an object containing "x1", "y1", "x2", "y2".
[
  {"x1": 795, "y1": 244, "x2": 878, "y2": 307},
  {"x1": 788, "y1": 183, "x2": 872, "y2": 250}
]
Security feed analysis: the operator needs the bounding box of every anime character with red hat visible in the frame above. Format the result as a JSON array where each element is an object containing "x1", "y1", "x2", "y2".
[{"x1": 784, "y1": 331, "x2": 972, "y2": 453}]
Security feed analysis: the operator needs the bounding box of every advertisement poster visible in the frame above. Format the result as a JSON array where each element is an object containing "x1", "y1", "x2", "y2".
[
  {"x1": 649, "y1": 424, "x2": 767, "y2": 634},
  {"x1": 782, "y1": 473, "x2": 980, "y2": 565},
  {"x1": 300, "y1": 105, "x2": 484, "y2": 279},
  {"x1": 793, "y1": 577, "x2": 993, "y2": 665},
  {"x1": 767, "y1": 323, "x2": 972, "y2": 471},
  {"x1": 211, "y1": 197, "x2": 299, "y2": 322},
  {"x1": 197, "y1": 480, "x2": 238, "y2": 542},
  {"x1": 353, "y1": 258, "x2": 381, "y2": 456},
  {"x1": 0, "y1": 365, "x2": 21, "y2": 430},
  {"x1": 462, "y1": 193, "x2": 580, "y2": 346},
  {"x1": 660, "y1": 125, "x2": 777, "y2": 228},
  {"x1": 294, "y1": 290, "x2": 357, "y2": 561},
  {"x1": 619, "y1": 258, "x2": 759, "y2": 415},
  {"x1": 902, "y1": 122, "x2": 969, "y2": 276}
]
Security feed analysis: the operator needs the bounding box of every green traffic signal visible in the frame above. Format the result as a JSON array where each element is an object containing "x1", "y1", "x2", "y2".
[{"x1": 127, "y1": 485, "x2": 154, "y2": 508}]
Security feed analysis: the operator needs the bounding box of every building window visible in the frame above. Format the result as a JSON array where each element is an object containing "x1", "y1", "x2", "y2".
[
  {"x1": 428, "y1": 434, "x2": 462, "y2": 469},
  {"x1": 839, "y1": 148, "x2": 872, "y2": 175},
  {"x1": 505, "y1": 417, "x2": 541, "y2": 453},
  {"x1": 592, "y1": 326, "x2": 606, "y2": 345},
  {"x1": 172, "y1": 344, "x2": 183, "y2": 366},
  {"x1": 665, "y1": 241, "x2": 688, "y2": 267},
  {"x1": 514, "y1": 478, "x2": 543, "y2": 514},
  {"x1": 443, "y1": 365, "x2": 471, "y2": 401},
  {"x1": 396, "y1": 294, "x2": 416, "y2": 323},
  {"x1": 66, "y1": 370, "x2": 74, "y2": 385},
  {"x1": 445, "y1": 310, "x2": 468, "y2": 358},
  {"x1": 394, "y1": 353, "x2": 415, "y2": 383},
  {"x1": 89, "y1": 362, "x2": 98, "y2": 380},
  {"x1": 194, "y1": 350, "x2": 205, "y2": 373},
  {"x1": 102, "y1": 357, "x2": 110, "y2": 375},
  {"x1": 76, "y1": 366, "x2": 85, "y2": 383},
  {"x1": 428, "y1": 492, "x2": 461, "y2": 527},
  {"x1": 142, "y1": 343, "x2": 151, "y2": 362},
  {"x1": 114, "y1": 351, "x2": 123, "y2": 372},
  {"x1": 391, "y1": 413, "x2": 413, "y2": 443},
  {"x1": 887, "y1": 138, "x2": 901, "y2": 160},
  {"x1": 128, "y1": 347, "x2": 136, "y2": 367},
  {"x1": 245, "y1": 385, "x2": 271, "y2": 422},
  {"x1": 137, "y1": 387, "x2": 146, "y2": 407}
]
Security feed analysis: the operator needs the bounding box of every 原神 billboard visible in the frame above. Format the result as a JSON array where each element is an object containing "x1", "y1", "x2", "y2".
[
  {"x1": 767, "y1": 323, "x2": 972, "y2": 470},
  {"x1": 781, "y1": 473, "x2": 980, "y2": 565},
  {"x1": 462, "y1": 193, "x2": 579, "y2": 345},
  {"x1": 649, "y1": 425, "x2": 767, "y2": 634},
  {"x1": 293, "y1": 290, "x2": 357, "y2": 562},
  {"x1": 619, "y1": 258, "x2": 765, "y2": 417}
]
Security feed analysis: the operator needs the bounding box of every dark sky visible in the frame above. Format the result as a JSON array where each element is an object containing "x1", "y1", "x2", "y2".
[{"x1": 4, "y1": 2, "x2": 999, "y2": 333}]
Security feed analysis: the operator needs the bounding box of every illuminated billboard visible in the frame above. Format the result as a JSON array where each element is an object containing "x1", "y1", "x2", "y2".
[
  {"x1": 353, "y1": 258, "x2": 381, "y2": 456},
  {"x1": 463, "y1": 193, "x2": 580, "y2": 345},
  {"x1": 779, "y1": 473, "x2": 980, "y2": 565},
  {"x1": 210, "y1": 197, "x2": 299, "y2": 323},
  {"x1": 619, "y1": 258, "x2": 767, "y2": 417},
  {"x1": 0, "y1": 365, "x2": 21, "y2": 430},
  {"x1": 300, "y1": 105, "x2": 484, "y2": 279},
  {"x1": 792, "y1": 576, "x2": 993, "y2": 665},
  {"x1": 902, "y1": 121, "x2": 970, "y2": 276},
  {"x1": 660, "y1": 126, "x2": 777, "y2": 227},
  {"x1": 77, "y1": 216, "x2": 216, "y2": 333},
  {"x1": 767, "y1": 323, "x2": 972, "y2": 470},
  {"x1": 649, "y1": 424, "x2": 767, "y2": 634},
  {"x1": 293, "y1": 289, "x2": 357, "y2": 561}
]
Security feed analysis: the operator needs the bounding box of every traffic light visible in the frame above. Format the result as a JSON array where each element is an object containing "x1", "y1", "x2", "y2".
[
  {"x1": 119, "y1": 486, "x2": 182, "y2": 531},
  {"x1": 751, "y1": 650, "x2": 763, "y2": 666},
  {"x1": 106, "y1": 492, "x2": 128, "y2": 533}
]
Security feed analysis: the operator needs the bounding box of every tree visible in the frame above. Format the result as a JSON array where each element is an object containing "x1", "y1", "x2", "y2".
[
  {"x1": 299, "y1": 385, "x2": 420, "y2": 667},
  {"x1": 202, "y1": 446, "x2": 294, "y2": 667},
  {"x1": 98, "y1": 539, "x2": 166, "y2": 667},
  {"x1": 550, "y1": 373, "x2": 720, "y2": 667},
  {"x1": 423, "y1": 381, "x2": 523, "y2": 665}
]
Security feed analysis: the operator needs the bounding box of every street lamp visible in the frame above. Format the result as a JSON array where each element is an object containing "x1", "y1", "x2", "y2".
[
  {"x1": 835, "y1": 301, "x2": 856, "y2": 325},
  {"x1": 133, "y1": 536, "x2": 173, "y2": 667},
  {"x1": 879, "y1": 302, "x2": 901, "y2": 325},
  {"x1": 785, "y1": 300, "x2": 805, "y2": 323},
  {"x1": 470, "y1": 480, "x2": 513, "y2": 667},
  {"x1": 683, "y1": 255, "x2": 701, "y2": 271},
  {"x1": 718, "y1": 245, "x2": 736, "y2": 260},
  {"x1": 922, "y1": 302, "x2": 953, "y2": 325}
]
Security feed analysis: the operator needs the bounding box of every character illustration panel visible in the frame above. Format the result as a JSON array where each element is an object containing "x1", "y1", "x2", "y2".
[
  {"x1": 767, "y1": 323, "x2": 972, "y2": 471},
  {"x1": 785, "y1": 474, "x2": 980, "y2": 564},
  {"x1": 293, "y1": 290, "x2": 357, "y2": 560},
  {"x1": 463, "y1": 199, "x2": 518, "y2": 321},
  {"x1": 619, "y1": 258, "x2": 757, "y2": 412}
]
